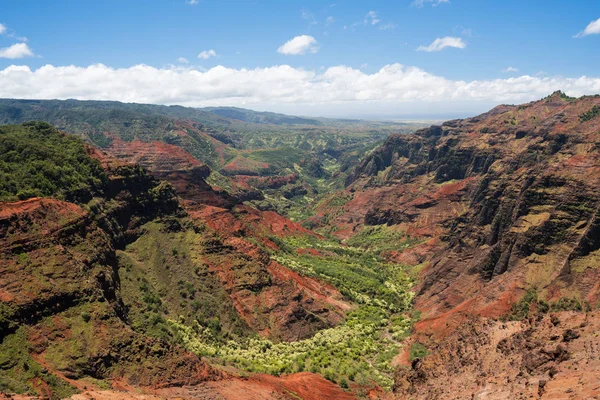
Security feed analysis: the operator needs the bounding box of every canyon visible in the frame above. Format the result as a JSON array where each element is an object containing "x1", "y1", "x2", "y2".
[{"x1": 1, "y1": 93, "x2": 600, "y2": 399}]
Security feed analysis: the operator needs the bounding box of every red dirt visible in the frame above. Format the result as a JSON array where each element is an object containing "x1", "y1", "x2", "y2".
[
  {"x1": 0, "y1": 198, "x2": 87, "y2": 249},
  {"x1": 106, "y1": 138, "x2": 203, "y2": 172},
  {"x1": 0, "y1": 197, "x2": 85, "y2": 220},
  {"x1": 65, "y1": 372, "x2": 356, "y2": 400}
]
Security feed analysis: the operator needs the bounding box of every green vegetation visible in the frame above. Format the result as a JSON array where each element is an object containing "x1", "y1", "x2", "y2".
[
  {"x1": 508, "y1": 288, "x2": 549, "y2": 320},
  {"x1": 550, "y1": 297, "x2": 584, "y2": 312},
  {"x1": 118, "y1": 220, "x2": 252, "y2": 342},
  {"x1": 170, "y1": 233, "x2": 419, "y2": 391},
  {"x1": 543, "y1": 91, "x2": 576, "y2": 102},
  {"x1": 0, "y1": 328, "x2": 78, "y2": 399},
  {"x1": 171, "y1": 303, "x2": 414, "y2": 390},
  {"x1": 409, "y1": 342, "x2": 429, "y2": 361},
  {"x1": 508, "y1": 288, "x2": 589, "y2": 320},
  {"x1": 579, "y1": 105, "x2": 600, "y2": 122},
  {"x1": 345, "y1": 225, "x2": 422, "y2": 257},
  {"x1": 0, "y1": 122, "x2": 106, "y2": 202},
  {"x1": 204, "y1": 106, "x2": 322, "y2": 125},
  {"x1": 272, "y1": 235, "x2": 414, "y2": 311}
]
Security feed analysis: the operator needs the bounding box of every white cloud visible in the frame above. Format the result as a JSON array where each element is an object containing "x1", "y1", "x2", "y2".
[
  {"x1": 177, "y1": 57, "x2": 189, "y2": 64},
  {"x1": 379, "y1": 23, "x2": 397, "y2": 30},
  {"x1": 417, "y1": 37, "x2": 466, "y2": 52},
  {"x1": 186, "y1": 0, "x2": 199, "y2": 4},
  {"x1": 198, "y1": 49, "x2": 217, "y2": 59},
  {"x1": 0, "y1": 43, "x2": 34, "y2": 59},
  {"x1": 412, "y1": 0, "x2": 450, "y2": 7},
  {"x1": 574, "y1": 17, "x2": 600, "y2": 38},
  {"x1": 0, "y1": 63, "x2": 599, "y2": 117},
  {"x1": 503, "y1": 66, "x2": 519, "y2": 73},
  {"x1": 326, "y1": 16, "x2": 335, "y2": 26},
  {"x1": 277, "y1": 35, "x2": 319, "y2": 55},
  {"x1": 0, "y1": 23, "x2": 26, "y2": 41},
  {"x1": 365, "y1": 11, "x2": 380, "y2": 25}
]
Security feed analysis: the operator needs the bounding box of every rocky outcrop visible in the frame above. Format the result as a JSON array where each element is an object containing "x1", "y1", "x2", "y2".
[{"x1": 394, "y1": 311, "x2": 600, "y2": 399}]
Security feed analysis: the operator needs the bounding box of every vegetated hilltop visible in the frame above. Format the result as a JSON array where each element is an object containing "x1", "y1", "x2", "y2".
[
  {"x1": 0, "y1": 98, "x2": 423, "y2": 220},
  {"x1": 0, "y1": 122, "x2": 364, "y2": 399},
  {"x1": 313, "y1": 91, "x2": 600, "y2": 398}
]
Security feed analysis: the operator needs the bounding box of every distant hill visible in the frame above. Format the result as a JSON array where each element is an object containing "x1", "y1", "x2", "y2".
[{"x1": 203, "y1": 106, "x2": 322, "y2": 125}]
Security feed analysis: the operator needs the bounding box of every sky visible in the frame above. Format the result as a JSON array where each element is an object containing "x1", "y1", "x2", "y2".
[{"x1": 0, "y1": 0, "x2": 599, "y2": 118}]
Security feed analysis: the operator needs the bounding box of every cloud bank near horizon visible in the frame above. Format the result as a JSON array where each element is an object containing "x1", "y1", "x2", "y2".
[{"x1": 1, "y1": 63, "x2": 599, "y2": 117}]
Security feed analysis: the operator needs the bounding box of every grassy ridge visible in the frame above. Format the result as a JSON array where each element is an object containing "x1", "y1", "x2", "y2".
[{"x1": 0, "y1": 122, "x2": 106, "y2": 202}]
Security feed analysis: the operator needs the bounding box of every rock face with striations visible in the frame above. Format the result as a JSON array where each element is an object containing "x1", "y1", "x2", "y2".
[
  {"x1": 338, "y1": 92, "x2": 600, "y2": 318},
  {"x1": 311, "y1": 92, "x2": 600, "y2": 398}
]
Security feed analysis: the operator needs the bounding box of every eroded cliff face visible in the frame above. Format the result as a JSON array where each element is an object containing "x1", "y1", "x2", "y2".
[
  {"x1": 334, "y1": 92, "x2": 600, "y2": 317},
  {"x1": 0, "y1": 164, "x2": 222, "y2": 398},
  {"x1": 312, "y1": 92, "x2": 600, "y2": 398}
]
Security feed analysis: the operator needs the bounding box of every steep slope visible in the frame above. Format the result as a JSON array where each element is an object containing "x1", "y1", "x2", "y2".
[
  {"x1": 394, "y1": 310, "x2": 600, "y2": 399},
  {"x1": 0, "y1": 123, "x2": 352, "y2": 398},
  {"x1": 311, "y1": 92, "x2": 600, "y2": 397},
  {"x1": 0, "y1": 124, "x2": 220, "y2": 397},
  {"x1": 326, "y1": 92, "x2": 600, "y2": 315}
]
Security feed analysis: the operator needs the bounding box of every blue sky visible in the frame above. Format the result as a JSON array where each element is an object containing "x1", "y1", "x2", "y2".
[{"x1": 0, "y1": 0, "x2": 599, "y2": 118}]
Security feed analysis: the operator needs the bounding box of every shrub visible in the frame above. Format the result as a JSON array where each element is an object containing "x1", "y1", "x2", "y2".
[
  {"x1": 339, "y1": 377, "x2": 349, "y2": 389},
  {"x1": 509, "y1": 288, "x2": 540, "y2": 320},
  {"x1": 551, "y1": 298, "x2": 582, "y2": 312},
  {"x1": 409, "y1": 343, "x2": 428, "y2": 361},
  {"x1": 324, "y1": 369, "x2": 336, "y2": 383},
  {"x1": 81, "y1": 312, "x2": 91, "y2": 323},
  {"x1": 580, "y1": 105, "x2": 600, "y2": 122}
]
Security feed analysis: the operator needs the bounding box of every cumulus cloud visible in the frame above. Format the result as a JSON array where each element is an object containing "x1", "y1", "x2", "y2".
[
  {"x1": 277, "y1": 35, "x2": 319, "y2": 55},
  {"x1": 412, "y1": 0, "x2": 449, "y2": 7},
  {"x1": 503, "y1": 66, "x2": 519, "y2": 73},
  {"x1": 326, "y1": 16, "x2": 335, "y2": 26},
  {"x1": 365, "y1": 11, "x2": 380, "y2": 25},
  {"x1": 177, "y1": 57, "x2": 189, "y2": 64},
  {"x1": 574, "y1": 17, "x2": 600, "y2": 37},
  {"x1": 417, "y1": 37, "x2": 466, "y2": 52},
  {"x1": 186, "y1": 0, "x2": 199, "y2": 4},
  {"x1": 0, "y1": 43, "x2": 34, "y2": 59},
  {"x1": 0, "y1": 63, "x2": 599, "y2": 117},
  {"x1": 198, "y1": 49, "x2": 217, "y2": 59},
  {"x1": 0, "y1": 24, "x2": 6, "y2": 35}
]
